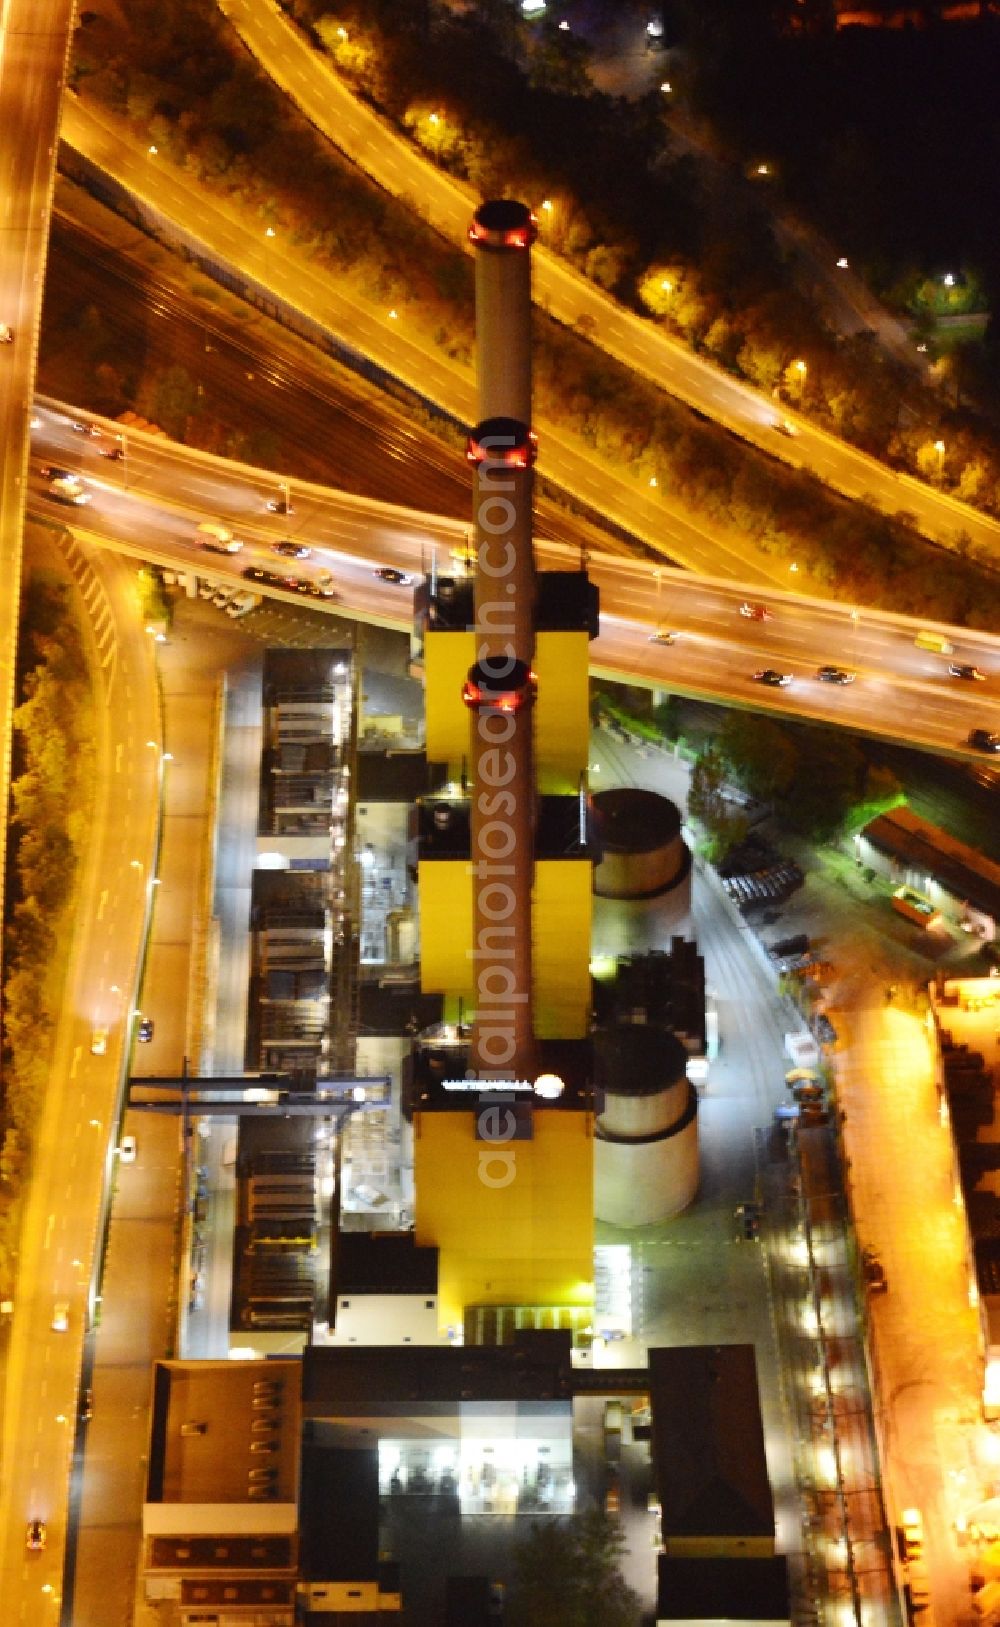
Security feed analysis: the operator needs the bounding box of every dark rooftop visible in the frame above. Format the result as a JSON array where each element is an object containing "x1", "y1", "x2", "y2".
[
  {"x1": 299, "y1": 1443, "x2": 379, "y2": 1581},
  {"x1": 864, "y1": 805, "x2": 1000, "y2": 924},
  {"x1": 333, "y1": 1231, "x2": 439, "y2": 1298},
  {"x1": 657, "y1": 1554, "x2": 790, "y2": 1620},
  {"x1": 357, "y1": 751, "x2": 446, "y2": 804},
  {"x1": 302, "y1": 1330, "x2": 574, "y2": 1414},
  {"x1": 649, "y1": 1345, "x2": 775, "y2": 1540}
]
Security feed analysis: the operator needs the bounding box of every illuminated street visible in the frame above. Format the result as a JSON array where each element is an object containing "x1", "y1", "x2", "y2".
[{"x1": 833, "y1": 999, "x2": 989, "y2": 1625}]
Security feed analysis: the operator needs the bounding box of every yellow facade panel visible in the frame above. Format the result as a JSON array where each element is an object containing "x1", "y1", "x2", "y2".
[
  {"x1": 424, "y1": 630, "x2": 476, "y2": 767},
  {"x1": 534, "y1": 631, "x2": 589, "y2": 793},
  {"x1": 533, "y1": 860, "x2": 592, "y2": 1039},
  {"x1": 414, "y1": 1109, "x2": 594, "y2": 1331},
  {"x1": 418, "y1": 862, "x2": 474, "y2": 995},
  {"x1": 425, "y1": 629, "x2": 588, "y2": 789}
]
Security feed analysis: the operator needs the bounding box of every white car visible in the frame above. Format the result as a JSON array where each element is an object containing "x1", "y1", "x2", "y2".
[
  {"x1": 52, "y1": 1300, "x2": 69, "y2": 1333},
  {"x1": 119, "y1": 1135, "x2": 137, "y2": 1164},
  {"x1": 196, "y1": 521, "x2": 243, "y2": 554},
  {"x1": 90, "y1": 1026, "x2": 108, "y2": 1056},
  {"x1": 48, "y1": 476, "x2": 91, "y2": 506}
]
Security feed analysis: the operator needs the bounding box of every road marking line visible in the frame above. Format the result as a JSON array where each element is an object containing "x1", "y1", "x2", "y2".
[
  {"x1": 44, "y1": 1214, "x2": 54, "y2": 1247},
  {"x1": 70, "y1": 1046, "x2": 82, "y2": 1080}
]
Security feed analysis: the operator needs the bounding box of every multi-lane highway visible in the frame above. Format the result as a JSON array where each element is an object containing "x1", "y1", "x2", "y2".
[
  {"x1": 0, "y1": 542, "x2": 161, "y2": 1621},
  {"x1": 218, "y1": 0, "x2": 1000, "y2": 567},
  {"x1": 56, "y1": 95, "x2": 832, "y2": 588},
  {"x1": 0, "y1": 0, "x2": 77, "y2": 978},
  {"x1": 30, "y1": 399, "x2": 1000, "y2": 763}
]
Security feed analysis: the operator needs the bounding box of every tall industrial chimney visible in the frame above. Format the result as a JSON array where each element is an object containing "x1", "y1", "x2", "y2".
[{"x1": 463, "y1": 201, "x2": 539, "y2": 1081}]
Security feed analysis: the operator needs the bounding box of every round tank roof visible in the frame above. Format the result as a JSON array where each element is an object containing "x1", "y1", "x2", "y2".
[
  {"x1": 594, "y1": 1025, "x2": 689, "y2": 1096},
  {"x1": 593, "y1": 787, "x2": 681, "y2": 853},
  {"x1": 474, "y1": 199, "x2": 535, "y2": 232}
]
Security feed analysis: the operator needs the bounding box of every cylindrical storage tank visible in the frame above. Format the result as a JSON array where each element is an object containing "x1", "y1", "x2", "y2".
[
  {"x1": 592, "y1": 788, "x2": 690, "y2": 904},
  {"x1": 594, "y1": 1025, "x2": 698, "y2": 1226}
]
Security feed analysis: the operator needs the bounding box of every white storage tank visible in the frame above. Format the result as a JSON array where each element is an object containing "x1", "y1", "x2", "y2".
[
  {"x1": 594, "y1": 1025, "x2": 699, "y2": 1227},
  {"x1": 592, "y1": 788, "x2": 690, "y2": 904}
]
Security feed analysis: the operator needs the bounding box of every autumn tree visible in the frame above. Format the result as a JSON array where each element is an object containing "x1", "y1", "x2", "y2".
[{"x1": 508, "y1": 1511, "x2": 641, "y2": 1627}]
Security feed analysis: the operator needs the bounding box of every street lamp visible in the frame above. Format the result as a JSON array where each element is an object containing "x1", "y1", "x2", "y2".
[{"x1": 934, "y1": 438, "x2": 946, "y2": 484}]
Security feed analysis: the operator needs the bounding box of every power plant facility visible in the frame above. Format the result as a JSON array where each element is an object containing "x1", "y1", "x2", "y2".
[
  {"x1": 409, "y1": 199, "x2": 598, "y2": 1341},
  {"x1": 406, "y1": 200, "x2": 704, "y2": 1343}
]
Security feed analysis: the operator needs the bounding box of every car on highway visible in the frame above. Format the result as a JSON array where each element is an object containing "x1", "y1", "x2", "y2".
[
  {"x1": 0, "y1": 323, "x2": 13, "y2": 344},
  {"x1": 90, "y1": 1025, "x2": 108, "y2": 1055},
  {"x1": 25, "y1": 1519, "x2": 46, "y2": 1551},
  {"x1": 914, "y1": 629, "x2": 953, "y2": 654},
  {"x1": 244, "y1": 566, "x2": 290, "y2": 589},
  {"x1": 119, "y1": 1135, "x2": 137, "y2": 1163},
  {"x1": 99, "y1": 445, "x2": 124, "y2": 462},
  {"x1": 51, "y1": 1300, "x2": 69, "y2": 1333},
  {"x1": 243, "y1": 566, "x2": 335, "y2": 600},
  {"x1": 752, "y1": 669, "x2": 793, "y2": 687},
  {"x1": 80, "y1": 1389, "x2": 94, "y2": 1421},
  {"x1": 71, "y1": 420, "x2": 102, "y2": 437},
  {"x1": 288, "y1": 577, "x2": 336, "y2": 601},
  {"x1": 197, "y1": 521, "x2": 243, "y2": 554},
  {"x1": 734, "y1": 1202, "x2": 760, "y2": 1241},
  {"x1": 648, "y1": 627, "x2": 677, "y2": 646},
  {"x1": 137, "y1": 1016, "x2": 154, "y2": 1043},
  {"x1": 38, "y1": 464, "x2": 75, "y2": 481},
  {"x1": 772, "y1": 418, "x2": 799, "y2": 437},
  {"x1": 373, "y1": 566, "x2": 413, "y2": 586},
  {"x1": 603, "y1": 1475, "x2": 621, "y2": 1515},
  {"x1": 266, "y1": 494, "x2": 293, "y2": 514},
  {"x1": 950, "y1": 663, "x2": 986, "y2": 681},
  {"x1": 47, "y1": 476, "x2": 91, "y2": 505},
  {"x1": 740, "y1": 601, "x2": 772, "y2": 620},
  {"x1": 969, "y1": 728, "x2": 1000, "y2": 753},
  {"x1": 816, "y1": 665, "x2": 855, "y2": 684},
  {"x1": 272, "y1": 541, "x2": 312, "y2": 560}
]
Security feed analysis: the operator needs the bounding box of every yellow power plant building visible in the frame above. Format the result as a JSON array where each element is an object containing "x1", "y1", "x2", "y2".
[
  {"x1": 408, "y1": 197, "x2": 599, "y2": 1344},
  {"x1": 410, "y1": 576, "x2": 598, "y2": 1342}
]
